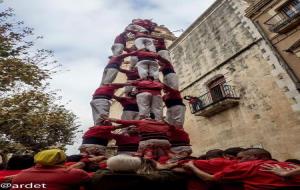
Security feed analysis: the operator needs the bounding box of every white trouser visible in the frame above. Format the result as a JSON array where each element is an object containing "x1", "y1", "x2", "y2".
[
  {"x1": 90, "y1": 98, "x2": 111, "y2": 125},
  {"x1": 100, "y1": 68, "x2": 119, "y2": 85},
  {"x1": 163, "y1": 73, "x2": 179, "y2": 90},
  {"x1": 139, "y1": 139, "x2": 171, "y2": 152},
  {"x1": 126, "y1": 24, "x2": 148, "y2": 33},
  {"x1": 136, "y1": 60, "x2": 159, "y2": 80},
  {"x1": 111, "y1": 43, "x2": 124, "y2": 56},
  {"x1": 134, "y1": 37, "x2": 156, "y2": 52},
  {"x1": 170, "y1": 146, "x2": 192, "y2": 155},
  {"x1": 136, "y1": 92, "x2": 163, "y2": 120},
  {"x1": 130, "y1": 56, "x2": 139, "y2": 68},
  {"x1": 166, "y1": 105, "x2": 186, "y2": 127},
  {"x1": 121, "y1": 110, "x2": 139, "y2": 120},
  {"x1": 158, "y1": 50, "x2": 171, "y2": 62}
]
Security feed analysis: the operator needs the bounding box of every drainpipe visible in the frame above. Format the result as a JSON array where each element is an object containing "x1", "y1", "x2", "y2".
[{"x1": 254, "y1": 21, "x2": 300, "y2": 90}]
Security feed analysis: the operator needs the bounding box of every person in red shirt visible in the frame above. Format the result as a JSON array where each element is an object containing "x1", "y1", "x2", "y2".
[
  {"x1": 112, "y1": 127, "x2": 140, "y2": 155},
  {"x1": 81, "y1": 120, "x2": 128, "y2": 156},
  {"x1": 131, "y1": 50, "x2": 161, "y2": 80},
  {"x1": 129, "y1": 78, "x2": 164, "y2": 120},
  {"x1": 108, "y1": 50, "x2": 163, "y2": 80},
  {"x1": 100, "y1": 52, "x2": 135, "y2": 86},
  {"x1": 118, "y1": 66, "x2": 140, "y2": 94},
  {"x1": 153, "y1": 37, "x2": 171, "y2": 61},
  {"x1": 183, "y1": 148, "x2": 300, "y2": 190},
  {"x1": 159, "y1": 58, "x2": 179, "y2": 90},
  {"x1": 90, "y1": 83, "x2": 128, "y2": 125},
  {"x1": 107, "y1": 118, "x2": 173, "y2": 161},
  {"x1": 184, "y1": 95, "x2": 204, "y2": 113},
  {"x1": 131, "y1": 18, "x2": 157, "y2": 33},
  {"x1": 167, "y1": 128, "x2": 192, "y2": 162},
  {"x1": 12, "y1": 149, "x2": 91, "y2": 190},
  {"x1": 261, "y1": 162, "x2": 300, "y2": 178},
  {"x1": 0, "y1": 155, "x2": 34, "y2": 183},
  {"x1": 163, "y1": 85, "x2": 186, "y2": 127},
  {"x1": 112, "y1": 94, "x2": 139, "y2": 120},
  {"x1": 125, "y1": 22, "x2": 149, "y2": 34},
  {"x1": 111, "y1": 31, "x2": 128, "y2": 56}
]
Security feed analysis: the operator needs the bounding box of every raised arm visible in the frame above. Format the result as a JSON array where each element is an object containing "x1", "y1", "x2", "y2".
[
  {"x1": 261, "y1": 164, "x2": 300, "y2": 177},
  {"x1": 119, "y1": 68, "x2": 131, "y2": 74},
  {"x1": 108, "y1": 83, "x2": 131, "y2": 88},
  {"x1": 108, "y1": 118, "x2": 140, "y2": 126},
  {"x1": 183, "y1": 161, "x2": 214, "y2": 181},
  {"x1": 112, "y1": 95, "x2": 126, "y2": 103},
  {"x1": 116, "y1": 52, "x2": 136, "y2": 59}
]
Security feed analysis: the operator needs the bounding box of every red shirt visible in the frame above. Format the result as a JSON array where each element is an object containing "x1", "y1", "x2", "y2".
[
  {"x1": 114, "y1": 119, "x2": 170, "y2": 133},
  {"x1": 114, "y1": 96, "x2": 137, "y2": 108},
  {"x1": 12, "y1": 166, "x2": 90, "y2": 190},
  {"x1": 132, "y1": 80, "x2": 164, "y2": 96},
  {"x1": 114, "y1": 32, "x2": 127, "y2": 45},
  {"x1": 168, "y1": 128, "x2": 190, "y2": 145},
  {"x1": 113, "y1": 133, "x2": 140, "y2": 146},
  {"x1": 154, "y1": 38, "x2": 166, "y2": 50},
  {"x1": 83, "y1": 125, "x2": 115, "y2": 139},
  {"x1": 0, "y1": 170, "x2": 21, "y2": 182},
  {"x1": 119, "y1": 68, "x2": 139, "y2": 80},
  {"x1": 131, "y1": 51, "x2": 160, "y2": 60},
  {"x1": 163, "y1": 88, "x2": 182, "y2": 101},
  {"x1": 93, "y1": 84, "x2": 123, "y2": 99},
  {"x1": 214, "y1": 160, "x2": 300, "y2": 190},
  {"x1": 132, "y1": 19, "x2": 157, "y2": 32},
  {"x1": 194, "y1": 158, "x2": 237, "y2": 174}
]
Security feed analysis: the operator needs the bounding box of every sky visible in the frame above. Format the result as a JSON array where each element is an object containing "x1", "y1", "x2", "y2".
[{"x1": 1, "y1": 0, "x2": 215, "y2": 154}]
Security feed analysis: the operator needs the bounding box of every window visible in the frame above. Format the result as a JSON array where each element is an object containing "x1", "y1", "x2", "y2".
[
  {"x1": 281, "y1": 0, "x2": 300, "y2": 18},
  {"x1": 207, "y1": 76, "x2": 226, "y2": 102}
]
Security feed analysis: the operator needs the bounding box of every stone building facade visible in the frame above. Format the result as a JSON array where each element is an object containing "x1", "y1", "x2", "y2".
[{"x1": 169, "y1": 0, "x2": 300, "y2": 160}]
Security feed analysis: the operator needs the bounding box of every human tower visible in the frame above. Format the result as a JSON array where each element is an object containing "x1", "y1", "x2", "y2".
[{"x1": 81, "y1": 19, "x2": 191, "y2": 162}]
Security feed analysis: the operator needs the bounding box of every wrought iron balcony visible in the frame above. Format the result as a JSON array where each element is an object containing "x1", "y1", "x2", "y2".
[
  {"x1": 189, "y1": 84, "x2": 240, "y2": 117},
  {"x1": 264, "y1": 9, "x2": 300, "y2": 33}
]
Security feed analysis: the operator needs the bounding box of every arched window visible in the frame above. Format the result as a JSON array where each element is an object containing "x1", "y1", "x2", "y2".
[{"x1": 207, "y1": 75, "x2": 226, "y2": 102}]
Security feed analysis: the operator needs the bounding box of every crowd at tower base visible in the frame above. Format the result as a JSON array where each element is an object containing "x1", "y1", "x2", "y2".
[{"x1": 1, "y1": 19, "x2": 300, "y2": 190}]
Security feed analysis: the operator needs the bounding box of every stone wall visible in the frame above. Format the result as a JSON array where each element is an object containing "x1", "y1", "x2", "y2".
[{"x1": 169, "y1": 0, "x2": 300, "y2": 160}]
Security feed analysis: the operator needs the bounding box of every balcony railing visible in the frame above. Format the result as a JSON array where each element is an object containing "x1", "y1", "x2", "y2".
[
  {"x1": 189, "y1": 84, "x2": 240, "y2": 115},
  {"x1": 264, "y1": 9, "x2": 300, "y2": 33}
]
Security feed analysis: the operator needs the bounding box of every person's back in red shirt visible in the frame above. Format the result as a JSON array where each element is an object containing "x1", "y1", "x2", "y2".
[
  {"x1": 0, "y1": 170, "x2": 21, "y2": 183},
  {"x1": 12, "y1": 166, "x2": 91, "y2": 190},
  {"x1": 214, "y1": 160, "x2": 300, "y2": 190}
]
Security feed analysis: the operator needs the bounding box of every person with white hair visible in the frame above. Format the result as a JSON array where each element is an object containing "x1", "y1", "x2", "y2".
[{"x1": 107, "y1": 155, "x2": 142, "y2": 173}]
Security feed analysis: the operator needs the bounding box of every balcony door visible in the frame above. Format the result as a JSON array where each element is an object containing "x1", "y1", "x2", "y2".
[{"x1": 207, "y1": 76, "x2": 226, "y2": 102}]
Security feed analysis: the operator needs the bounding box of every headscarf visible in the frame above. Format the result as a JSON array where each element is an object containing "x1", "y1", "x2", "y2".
[{"x1": 34, "y1": 149, "x2": 66, "y2": 166}]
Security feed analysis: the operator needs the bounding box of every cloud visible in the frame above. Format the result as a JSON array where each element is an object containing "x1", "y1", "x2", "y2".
[{"x1": 2, "y1": 0, "x2": 216, "y2": 154}]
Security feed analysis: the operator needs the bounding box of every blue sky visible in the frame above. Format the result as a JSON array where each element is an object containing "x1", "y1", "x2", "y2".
[{"x1": 1, "y1": 0, "x2": 216, "y2": 154}]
